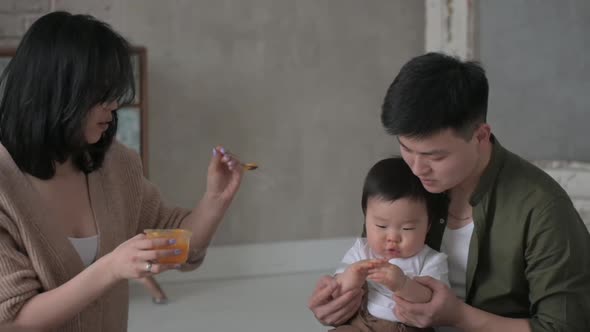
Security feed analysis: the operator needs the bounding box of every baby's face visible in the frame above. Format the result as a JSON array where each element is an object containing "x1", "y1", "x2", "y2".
[{"x1": 365, "y1": 197, "x2": 429, "y2": 260}]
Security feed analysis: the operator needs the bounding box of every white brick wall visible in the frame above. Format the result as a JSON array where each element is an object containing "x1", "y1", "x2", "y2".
[
  {"x1": 0, "y1": 14, "x2": 24, "y2": 38},
  {"x1": 0, "y1": 1, "x2": 115, "y2": 47},
  {"x1": 0, "y1": 0, "x2": 50, "y2": 43},
  {"x1": 0, "y1": 0, "x2": 50, "y2": 13},
  {"x1": 535, "y1": 160, "x2": 590, "y2": 231}
]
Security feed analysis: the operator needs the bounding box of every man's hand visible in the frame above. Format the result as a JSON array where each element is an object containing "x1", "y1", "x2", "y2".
[
  {"x1": 393, "y1": 276, "x2": 462, "y2": 328},
  {"x1": 307, "y1": 275, "x2": 364, "y2": 326}
]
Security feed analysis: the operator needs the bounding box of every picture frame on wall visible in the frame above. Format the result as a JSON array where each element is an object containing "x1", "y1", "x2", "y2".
[{"x1": 0, "y1": 47, "x2": 150, "y2": 176}]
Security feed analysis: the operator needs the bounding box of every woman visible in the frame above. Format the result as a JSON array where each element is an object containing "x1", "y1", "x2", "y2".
[{"x1": 0, "y1": 11, "x2": 243, "y2": 331}]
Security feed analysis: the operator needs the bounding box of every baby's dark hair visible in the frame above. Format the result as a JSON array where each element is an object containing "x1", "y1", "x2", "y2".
[{"x1": 361, "y1": 157, "x2": 448, "y2": 225}]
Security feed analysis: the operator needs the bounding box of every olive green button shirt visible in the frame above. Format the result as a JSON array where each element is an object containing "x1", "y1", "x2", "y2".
[{"x1": 426, "y1": 138, "x2": 590, "y2": 331}]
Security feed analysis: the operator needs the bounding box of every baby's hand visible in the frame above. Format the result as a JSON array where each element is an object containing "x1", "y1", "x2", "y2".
[
  {"x1": 336, "y1": 259, "x2": 385, "y2": 294},
  {"x1": 367, "y1": 262, "x2": 407, "y2": 292}
]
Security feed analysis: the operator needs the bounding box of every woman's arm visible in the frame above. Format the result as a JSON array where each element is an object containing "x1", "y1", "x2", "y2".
[
  {"x1": 13, "y1": 257, "x2": 117, "y2": 330},
  {"x1": 180, "y1": 193, "x2": 229, "y2": 257},
  {"x1": 180, "y1": 147, "x2": 243, "y2": 258},
  {"x1": 14, "y1": 235, "x2": 178, "y2": 331}
]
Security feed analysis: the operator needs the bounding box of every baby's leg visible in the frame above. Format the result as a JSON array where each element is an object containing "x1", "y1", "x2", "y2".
[
  {"x1": 368, "y1": 320, "x2": 436, "y2": 332},
  {"x1": 329, "y1": 325, "x2": 363, "y2": 332},
  {"x1": 340, "y1": 281, "x2": 435, "y2": 332},
  {"x1": 328, "y1": 314, "x2": 372, "y2": 332},
  {"x1": 329, "y1": 283, "x2": 374, "y2": 332},
  {"x1": 394, "y1": 326, "x2": 435, "y2": 332}
]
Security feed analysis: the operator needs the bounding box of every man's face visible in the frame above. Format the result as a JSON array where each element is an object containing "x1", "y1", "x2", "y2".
[{"x1": 398, "y1": 127, "x2": 487, "y2": 193}]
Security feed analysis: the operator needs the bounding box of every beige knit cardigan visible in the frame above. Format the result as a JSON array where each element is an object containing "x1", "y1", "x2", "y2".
[{"x1": 0, "y1": 142, "x2": 201, "y2": 331}]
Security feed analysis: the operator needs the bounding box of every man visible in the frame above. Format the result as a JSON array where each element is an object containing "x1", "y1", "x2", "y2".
[{"x1": 308, "y1": 52, "x2": 590, "y2": 331}]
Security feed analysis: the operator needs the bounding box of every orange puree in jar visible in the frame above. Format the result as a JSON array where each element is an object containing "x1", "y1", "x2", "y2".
[{"x1": 144, "y1": 229, "x2": 192, "y2": 264}]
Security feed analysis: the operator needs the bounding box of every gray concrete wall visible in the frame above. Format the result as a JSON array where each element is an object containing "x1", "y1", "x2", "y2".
[
  {"x1": 0, "y1": 0, "x2": 423, "y2": 244},
  {"x1": 478, "y1": 0, "x2": 590, "y2": 162}
]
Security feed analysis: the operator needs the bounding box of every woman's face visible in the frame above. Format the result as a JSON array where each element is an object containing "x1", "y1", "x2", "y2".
[{"x1": 84, "y1": 101, "x2": 118, "y2": 144}]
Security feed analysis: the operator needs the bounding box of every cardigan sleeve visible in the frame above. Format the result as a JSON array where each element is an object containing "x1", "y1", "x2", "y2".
[
  {"x1": 0, "y1": 213, "x2": 41, "y2": 322},
  {"x1": 107, "y1": 142, "x2": 206, "y2": 271},
  {"x1": 136, "y1": 176, "x2": 206, "y2": 271},
  {"x1": 136, "y1": 177, "x2": 192, "y2": 234}
]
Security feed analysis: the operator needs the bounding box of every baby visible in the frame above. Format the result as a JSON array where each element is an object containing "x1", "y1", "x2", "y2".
[{"x1": 331, "y1": 157, "x2": 449, "y2": 332}]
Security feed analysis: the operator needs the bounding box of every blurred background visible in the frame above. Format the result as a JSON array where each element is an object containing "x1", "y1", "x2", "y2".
[
  {"x1": 1, "y1": 0, "x2": 587, "y2": 246},
  {"x1": 1, "y1": 1, "x2": 588, "y2": 330}
]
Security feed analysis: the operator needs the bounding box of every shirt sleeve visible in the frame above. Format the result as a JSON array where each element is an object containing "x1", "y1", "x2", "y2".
[
  {"x1": 105, "y1": 142, "x2": 193, "y2": 237},
  {"x1": 419, "y1": 249, "x2": 450, "y2": 287},
  {"x1": 0, "y1": 214, "x2": 41, "y2": 322},
  {"x1": 334, "y1": 238, "x2": 365, "y2": 275},
  {"x1": 525, "y1": 196, "x2": 590, "y2": 332}
]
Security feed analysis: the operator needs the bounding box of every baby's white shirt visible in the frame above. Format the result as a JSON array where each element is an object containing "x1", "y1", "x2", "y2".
[{"x1": 335, "y1": 238, "x2": 449, "y2": 322}]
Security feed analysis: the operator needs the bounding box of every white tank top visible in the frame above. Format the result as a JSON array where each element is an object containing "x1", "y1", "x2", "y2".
[
  {"x1": 68, "y1": 235, "x2": 98, "y2": 267},
  {"x1": 441, "y1": 221, "x2": 474, "y2": 299},
  {"x1": 436, "y1": 221, "x2": 474, "y2": 332}
]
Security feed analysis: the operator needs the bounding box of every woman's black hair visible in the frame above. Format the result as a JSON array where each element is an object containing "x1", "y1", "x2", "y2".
[{"x1": 0, "y1": 11, "x2": 135, "y2": 179}]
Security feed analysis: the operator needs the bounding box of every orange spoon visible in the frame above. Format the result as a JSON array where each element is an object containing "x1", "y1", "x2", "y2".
[{"x1": 243, "y1": 163, "x2": 258, "y2": 171}]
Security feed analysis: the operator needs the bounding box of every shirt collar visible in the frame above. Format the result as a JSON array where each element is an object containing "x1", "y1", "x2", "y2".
[{"x1": 470, "y1": 135, "x2": 507, "y2": 206}]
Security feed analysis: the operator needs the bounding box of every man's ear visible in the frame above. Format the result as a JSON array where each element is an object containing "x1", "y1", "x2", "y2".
[{"x1": 475, "y1": 123, "x2": 491, "y2": 143}]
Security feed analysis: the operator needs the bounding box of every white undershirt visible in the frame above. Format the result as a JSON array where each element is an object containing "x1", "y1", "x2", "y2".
[
  {"x1": 441, "y1": 221, "x2": 474, "y2": 300},
  {"x1": 68, "y1": 235, "x2": 98, "y2": 267},
  {"x1": 437, "y1": 221, "x2": 474, "y2": 332}
]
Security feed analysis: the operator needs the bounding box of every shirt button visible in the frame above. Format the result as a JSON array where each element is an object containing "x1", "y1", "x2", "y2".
[{"x1": 439, "y1": 218, "x2": 445, "y2": 224}]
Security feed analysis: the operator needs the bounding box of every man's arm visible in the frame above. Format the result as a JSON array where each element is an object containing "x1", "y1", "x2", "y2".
[
  {"x1": 394, "y1": 196, "x2": 590, "y2": 332},
  {"x1": 393, "y1": 276, "x2": 532, "y2": 332},
  {"x1": 455, "y1": 301, "x2": 531, "y2": 332},
  {"x1": 308, "y1": 275, "x2": 363, "y2": 326},
  {"x1": 309, "y1": 239, "x2": 367, "y2": 326},
  {"x1": 522, "y1": 197, "x2": 590, "y2": 331}
]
